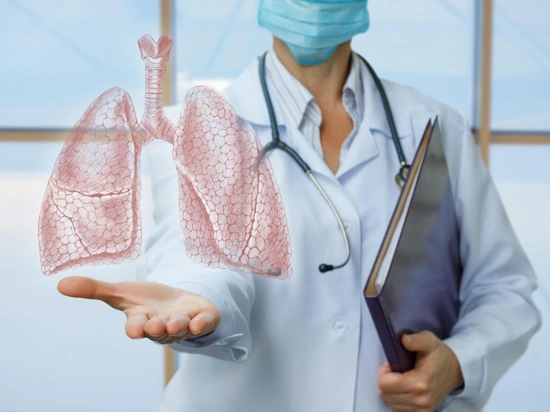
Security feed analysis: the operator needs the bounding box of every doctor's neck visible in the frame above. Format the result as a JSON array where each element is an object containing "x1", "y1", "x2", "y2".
[{"x1": 272, "y1": 37, "x2": 352, "y2": 108}]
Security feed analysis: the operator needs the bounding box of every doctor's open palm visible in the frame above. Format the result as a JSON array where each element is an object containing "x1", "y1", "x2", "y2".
[{"x1": 57, "y1": 276, "x2": 221, "y2": 344}]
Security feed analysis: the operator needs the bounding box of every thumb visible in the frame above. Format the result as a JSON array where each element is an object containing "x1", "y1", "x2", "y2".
[
  {"x1": 58, "y1": 276, "x2": 119, "y2": 306},
  {"x1": 402, "y1": 331, "x2": 440, "y2": 354}
]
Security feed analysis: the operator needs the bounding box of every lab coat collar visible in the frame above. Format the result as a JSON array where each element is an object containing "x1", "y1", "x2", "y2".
[
  {"x1": 224, "y1": 55, "x2": 415, "y2": 139},
  {"x1": 223, "y1": 56, "x2": 422, "y2": 179},
  {"x1": 224, "y1": 58, "x2": 342, "y2": 179}
]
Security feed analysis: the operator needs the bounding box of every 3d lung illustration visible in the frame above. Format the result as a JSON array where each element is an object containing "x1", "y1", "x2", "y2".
[{"x1": 38, "y1": 35, "x2": 292, "y2": 279}]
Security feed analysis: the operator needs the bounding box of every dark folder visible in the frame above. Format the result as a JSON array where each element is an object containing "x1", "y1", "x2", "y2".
[{"x1": 364, "y1": 118, "x2": 462, "y2": 373}]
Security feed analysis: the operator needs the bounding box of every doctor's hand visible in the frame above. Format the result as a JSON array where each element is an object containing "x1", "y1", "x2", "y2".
[
  {"x1": 57, "y1": 276, "x2": 221, "y2": 344},
  {"x1": 378, "y1": 331, "x2": 464, "y2": 412}
]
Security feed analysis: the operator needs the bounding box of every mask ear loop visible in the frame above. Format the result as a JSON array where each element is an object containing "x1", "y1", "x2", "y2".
[{"x1": 256, "y1": 52, "x2": 351, "y2": 273}]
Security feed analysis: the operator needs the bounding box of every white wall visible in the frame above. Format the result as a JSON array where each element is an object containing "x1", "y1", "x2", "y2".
[
  {"x1": 0, "y1": 144, "x2": 164, "y2": 412},
  {"x1": 485, "y1": 180, "x2": 550, "y2": 411}
]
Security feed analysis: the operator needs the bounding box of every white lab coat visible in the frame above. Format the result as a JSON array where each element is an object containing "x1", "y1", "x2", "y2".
[{"x1": 137, "y1": 57, "x2": 541, "y2": 412}]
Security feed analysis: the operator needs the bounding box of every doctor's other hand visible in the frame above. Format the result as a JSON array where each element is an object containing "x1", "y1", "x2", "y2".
[
  {"x1": 57, "y1": 276, "x2": 221, "y2": 344},
  {"x1": 378, "y1": 331, "x2": 464, "y2": 412}
]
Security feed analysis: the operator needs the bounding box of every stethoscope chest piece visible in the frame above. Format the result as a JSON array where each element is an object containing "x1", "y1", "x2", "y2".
[{"x1": 394, "y1": 164, "x2": 410, "y2": 189}]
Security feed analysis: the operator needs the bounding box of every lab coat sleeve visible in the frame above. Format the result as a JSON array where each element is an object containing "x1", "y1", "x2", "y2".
[
  {"x1": 441, "y1": 113, "x2": 542, "y2": 408},
  {"x1": 136, "y1": 142, "x2": 255, "y2": 363}
]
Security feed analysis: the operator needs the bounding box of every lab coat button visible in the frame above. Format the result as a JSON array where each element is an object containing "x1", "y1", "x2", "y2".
[
  {"x1": 334, "y1": 319, "x2": 346, "y2": 331},
  {"x1": 342, "y1": 220, "x2": 351, "y2": 232}
]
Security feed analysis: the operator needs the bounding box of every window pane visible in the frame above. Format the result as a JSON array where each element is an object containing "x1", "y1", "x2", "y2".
[
  {"x1": 174, "y1": 0, "x2": 475, "y2": 120},
  {"x1": 173, "y1": 0, "x2": 270, "y2": 102},
  {"x1": 354, "y1": 0, "x2": 475, "y2": 119},
  {"x1": 491, "y1": 0, "x2": 550, "y2": 132},
  {"x1": 0, "y1": 0, "x2": 160, "y2": 129},
  {"x1": 490, "y1": 144, "x2": 550, "y2": 182},
  {"x1": 486, "y1": 145, "x2": 550, "y2": 410}
]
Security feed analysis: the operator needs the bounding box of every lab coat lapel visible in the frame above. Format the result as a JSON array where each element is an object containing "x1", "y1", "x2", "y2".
[
  {"x1": 357, "y1": 59, "x2": 415, "y2": 139},
  {"x1": 335, "y1": 57, "x2": 422, "y2": 179},
  {"x1": 222, "y1": 54, "x2": 431, "y2": 180},
  {"x1": 335, "y1": 117, "x2": 379, "y2": 179},
  {"x1": 283, "y1": 124, "x2": 338, "y2": 179},
  {"x1": 338, "y1": 60, "x2": 435, "y2": 178},
  {"x1": 223, "y1": 57, "x2": 338, "y2": 180}
]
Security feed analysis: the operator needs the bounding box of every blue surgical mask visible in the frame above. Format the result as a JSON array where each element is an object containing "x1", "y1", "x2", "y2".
[{"x1": 258, "y1": 0, "x2": 370, "y2": 66}]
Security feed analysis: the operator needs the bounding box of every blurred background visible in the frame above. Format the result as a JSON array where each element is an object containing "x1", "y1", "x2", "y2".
[{"x1": 0, "y1": 0, "x2": 548, "y2": 411}]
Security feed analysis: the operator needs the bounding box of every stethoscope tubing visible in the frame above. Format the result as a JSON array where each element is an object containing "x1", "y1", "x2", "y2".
[
  {"x1": 256, "y1": 51, "x2": 408, "y2": 273},
  {"x1": 356, "y1": 55, "x2": 407, "y2": 169}
]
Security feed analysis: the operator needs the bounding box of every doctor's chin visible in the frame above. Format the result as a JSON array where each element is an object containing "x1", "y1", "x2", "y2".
[{"x1": 2, "y1": 1, "x2": 548, "y2": 412}]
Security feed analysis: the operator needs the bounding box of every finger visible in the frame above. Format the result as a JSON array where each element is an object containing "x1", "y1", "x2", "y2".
[
  {"x1": 378, "y1": 362, "x2": 392, "y2": 378},
  {"x1": 378, "y1": 363, "x2": 407, "y2": 394},
  {"x1": 379, "y1": 364, "x2": 422, "y2": 395},
  {"x1": 57, "y1": 276, "x2": 117, "y2": 302},
  {"x1": 144, "y1": 316, "x2": 167, "y2": 338},
  {"x1": 402, "y1": 331, "x2": 440, "y2": 354},
  {"x1": 158, "y1": 333, "x2": 188, "y2": 345},
  {"x1": 383, "y1": 403, "x2": 418, "y2": 412},
  {"x1": 125, "y1": 313, "x2": 148, "y2": 339},
  {"x1": 166, "y1": 314, "x2": 191, "y2": 336},
  {"x1": 156, "y1": 334, "x2": 175, "y2": 344},
  {"x1": 384, "y1": 398, "x2": 433, "y2": 412},
  {"x1": 380, "y1": 375, "x2": 428, "y2": 395},
  {"x1": 188, "y1": 312, "x2": 218, "y2": 336},
  {"x1": 148, "y1": 333, "x2": 169, "y2": 343},
  {"x1": 379, "y1": 391, "x2": 420, "y2": 406}
]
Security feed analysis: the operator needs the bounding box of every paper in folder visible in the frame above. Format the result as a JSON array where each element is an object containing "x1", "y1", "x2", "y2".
[{"x1": 364, "y1": 118, "x2": 462, "y2": 373}]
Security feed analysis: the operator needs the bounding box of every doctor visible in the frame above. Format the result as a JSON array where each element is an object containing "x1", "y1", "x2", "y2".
[{"x1": 58, "y1": 0, "x2": 541, "y2": 411}]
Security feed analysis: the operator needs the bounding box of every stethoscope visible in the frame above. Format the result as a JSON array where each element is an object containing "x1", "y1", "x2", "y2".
[{"x1": 257, "y1": 52, "x2": 410, "y2": 274}]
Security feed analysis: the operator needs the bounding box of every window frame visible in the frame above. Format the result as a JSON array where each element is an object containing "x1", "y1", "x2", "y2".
[
  {"x1": 472, "y1": 0, "x2": 550, "y2": 166},
  {"x1": 1, "y1": 0, "x2": 549, "y2": 154},
  {"x1": 1, "y1": 0, "x2": 548, "y2": 385}
]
